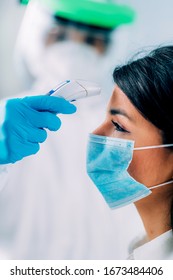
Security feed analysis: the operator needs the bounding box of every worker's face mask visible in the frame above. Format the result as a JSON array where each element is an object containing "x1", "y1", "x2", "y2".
[
  {"x1": 32, "y1": 40, "x2": 109, "y2": 98},
  {"x1": 40, "y1": 41, "x2": 106, "y2": 82},
  {"x1": 86, "y1": 133, "x2": 173, "y2": 209}
]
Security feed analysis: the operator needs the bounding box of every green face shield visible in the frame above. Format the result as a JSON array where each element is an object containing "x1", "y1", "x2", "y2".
[
  {"x1": 19, "y1": 0, "x2": 30, "y2": 4},
  {"x1": 21, "y1": 0, "x2": 135, "y2": 29}
]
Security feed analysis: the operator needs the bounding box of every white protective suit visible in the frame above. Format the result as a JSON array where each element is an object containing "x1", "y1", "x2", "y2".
[{"x1": 0, "y1": 2, "x2": 143, "y2": 260}]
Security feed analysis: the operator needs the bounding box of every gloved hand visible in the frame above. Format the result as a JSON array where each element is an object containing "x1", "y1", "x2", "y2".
[{"x1": 0, "y1": 95, "x2": 76, "y2": 164}]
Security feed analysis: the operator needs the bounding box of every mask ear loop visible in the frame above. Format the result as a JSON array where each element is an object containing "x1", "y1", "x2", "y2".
[
  {"x1": 134, "y1": 144, "x2": 173, "y2": 150},
  {"x1": 133, "y1": 143, "x2": 173, "y2": 190},
  {"x1": 149, "y1": 179, "x2": 173, "y2": 190}
]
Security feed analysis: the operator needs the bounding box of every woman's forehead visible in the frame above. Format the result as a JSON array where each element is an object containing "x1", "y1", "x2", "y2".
[
  {"x1": 109, "y1": 85, "x2": 135, "y2": 112},
  {"x1": 108, "y1": 85, "x2": 162, "y2": 134},
  {"x1": 108, "y1": 85, "x2": 146, "y2": 124}
]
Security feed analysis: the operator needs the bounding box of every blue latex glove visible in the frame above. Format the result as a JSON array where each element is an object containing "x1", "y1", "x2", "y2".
[{"x1": 0, "y1": 95, "x2": 76, "y2": 164}]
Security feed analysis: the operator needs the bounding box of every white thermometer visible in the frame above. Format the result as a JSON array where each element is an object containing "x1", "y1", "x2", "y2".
[{"x1": 47, "y1": 80, "x2": 101, "y2": 101}]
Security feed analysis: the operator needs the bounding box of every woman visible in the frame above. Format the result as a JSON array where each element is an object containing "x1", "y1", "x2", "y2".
[{"x1": 87, "y1": 45, "x2": 173, "y2": 259}]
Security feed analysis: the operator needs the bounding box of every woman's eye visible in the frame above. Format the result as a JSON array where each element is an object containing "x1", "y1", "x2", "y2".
[{"x1": 111, "y1": 120, "x2": 129, "y2": 133}]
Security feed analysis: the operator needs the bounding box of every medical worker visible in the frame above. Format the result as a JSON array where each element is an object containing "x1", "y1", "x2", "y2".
[
  {"x1": 0, "y1": 0, "x2": 136, "y2": 259},
  {"x1": 87, "y1": 45, "x2": 173, "y2": 259}
]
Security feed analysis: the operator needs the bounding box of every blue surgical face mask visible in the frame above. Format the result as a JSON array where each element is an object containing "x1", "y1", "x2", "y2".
[{"x1": 86, "y1": 133, "x2": 173, "y2": 209}]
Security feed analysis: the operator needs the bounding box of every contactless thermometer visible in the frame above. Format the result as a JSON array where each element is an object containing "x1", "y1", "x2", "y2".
[{"x1": 48, "y1": 80, "x2": 101, "y2": 101}]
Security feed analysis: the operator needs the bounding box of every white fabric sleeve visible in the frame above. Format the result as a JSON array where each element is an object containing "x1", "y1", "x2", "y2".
[{"x1": 0, "y1": 165, "x2": 10, "y2": 192}]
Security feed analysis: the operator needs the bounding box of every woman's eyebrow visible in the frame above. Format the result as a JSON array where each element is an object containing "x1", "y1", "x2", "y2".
[{"x1": 109, "y1": 108, "x2": 133, "y2": 121}]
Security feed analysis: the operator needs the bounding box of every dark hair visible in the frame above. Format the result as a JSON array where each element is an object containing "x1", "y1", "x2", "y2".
[{"x1": 113, "y1": 45, "x2": 173, "y2": 229}]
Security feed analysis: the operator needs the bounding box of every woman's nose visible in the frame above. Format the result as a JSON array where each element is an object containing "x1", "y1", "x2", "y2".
[{"x1": 92, "y1": 122, "x2": 107, "y2": 136}]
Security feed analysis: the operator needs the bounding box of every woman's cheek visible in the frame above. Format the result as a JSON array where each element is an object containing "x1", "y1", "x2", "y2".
[{"x1": 127, "y1": 151, "x2": 154, "y2": 185}]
